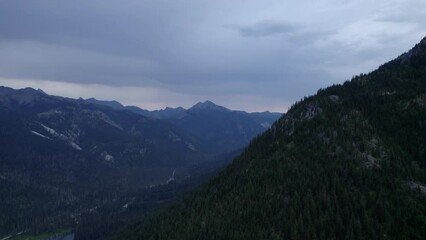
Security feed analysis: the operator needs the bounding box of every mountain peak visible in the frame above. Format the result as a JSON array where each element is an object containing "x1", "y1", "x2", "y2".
[
  {"x1": 189, "y1": 100, "x2": 229, "y2": 112},
  {"x1": 397, "y1": 36, "x2": 426, "y2": 63},
  {"x1": 0, "y1": 86, "x2": 44, "y2": 98},
  {"x1": 85, "y1": 97, "x2": 124, "y2": 110},
  {"x1": 36, "y1": 88, "x2": 47, "y2": 95}
]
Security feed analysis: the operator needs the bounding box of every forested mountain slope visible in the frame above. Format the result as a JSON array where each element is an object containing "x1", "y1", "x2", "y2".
[{"x1": 119, "y1": 37, "x2": 426, "y2": 239}]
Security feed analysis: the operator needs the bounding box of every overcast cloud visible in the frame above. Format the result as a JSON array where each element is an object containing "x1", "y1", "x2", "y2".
[{"x1": 1, "y1": 0, "x2": 425, "y2": 112}]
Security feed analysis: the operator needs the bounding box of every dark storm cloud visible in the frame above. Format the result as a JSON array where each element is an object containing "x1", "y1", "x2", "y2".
[
  {"x1": 0, "y1": 0, "x2": 197, "y2": 87},
  {"x1": 0, "y1": 0, "x2": 425, "y2": 111}
]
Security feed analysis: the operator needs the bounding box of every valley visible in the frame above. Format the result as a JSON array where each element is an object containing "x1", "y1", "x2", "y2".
[{"x1": 0, "y1": 87, "x2": 280, "y2": 239}]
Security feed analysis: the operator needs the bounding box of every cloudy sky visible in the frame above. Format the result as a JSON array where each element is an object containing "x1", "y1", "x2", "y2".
[{"x1": 0, "y1": 0, "x2": 425, "y2": 112}]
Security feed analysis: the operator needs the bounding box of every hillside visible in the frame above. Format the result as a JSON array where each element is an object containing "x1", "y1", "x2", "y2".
[{"x1": 119, "y1": 37, "x2": 426, "y2": 239}]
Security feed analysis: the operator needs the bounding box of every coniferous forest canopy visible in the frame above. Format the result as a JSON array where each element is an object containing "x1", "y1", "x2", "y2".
[{"x1": 117, "y1": 37, "x2": 426, "y2": 239}]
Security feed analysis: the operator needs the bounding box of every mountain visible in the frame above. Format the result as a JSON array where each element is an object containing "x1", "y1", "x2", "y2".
[
  {"x1": 189, "y1": 100, "x2": 230, "y2": 112},
  {"x1": 0, "y1": 88, "x2": 214, "y2": 238},
  {"x1": 84, "y1": 98, "x2": 282, "y2": 156},
  {"x1": 169, "y1": 101, "x2": 281, "y2": 155},
  {"x1": 0, "y1": 87, "x2": 279, "y2": 239},
  {"x1": 83, "y1": 98, "x2": 187, "y2": 119},
  {"x1": 84, "y1": 97, "x2": 125, "y2": 110},
  {"x1": 119, "y1": 37, "x2": 426, "y2": 239},
  {"x1": 0, "y1": 86, "x2": 205, "y2": 168},
  {"x1": 126, "y1": 106, "x2": 187, "y2": 119}
]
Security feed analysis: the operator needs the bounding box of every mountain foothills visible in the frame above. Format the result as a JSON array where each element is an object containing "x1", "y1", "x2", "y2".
[
  {"x1": 119, "y1": 37, "x2": 426, "y2": 239},
  {"x1": 0, "y1": 89, "x2": 280, "y2": 239}
]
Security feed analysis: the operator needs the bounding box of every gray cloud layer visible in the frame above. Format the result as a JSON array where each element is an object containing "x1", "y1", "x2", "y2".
[
  {"x1": 1, "y1": 0, "x2": 426, "y2": 111},
  {"x1": 225, "y1": 20, "x2": 299, "y2": 38}
]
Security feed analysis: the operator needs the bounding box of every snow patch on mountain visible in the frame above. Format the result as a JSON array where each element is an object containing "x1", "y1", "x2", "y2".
[
  {"x1": 166, "y1": 169, "x2": 176, "y2": 184},
  {"x1": 105, "y1": 154, "x2": 114, "y2": 162},
  {"x1": 31, "y1": 130, "x2": 52, "y2": 140},
  {"x1": 186, "y1": 142, "x2": 196, "y2": 151},
  {"x1": 41, "y1": 124, "x2": 58, "y2": 136},
  {"x1": 37, "y1": 109, "x2": 63, "y2": 118},
  {"x1": 101, "y1": 151, "x2": 114, "y2": 162},
  {"x1": 70, "y1": 142, "x2": 82, "y2": 151},
  {"x1": 40, "y1": 123, "x2": 82, "y2": 150}
]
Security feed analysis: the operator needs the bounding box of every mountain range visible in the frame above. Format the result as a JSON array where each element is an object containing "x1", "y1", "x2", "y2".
[
  {"x1": 0, "y1": 88, "x2": 280, "y2": 238},
  {"x1": 118, "y1": 37, "x2": 426, "y2": 239},
  {"x1": 84, "y1": 98, "x2": 281, "y2": 155}
]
